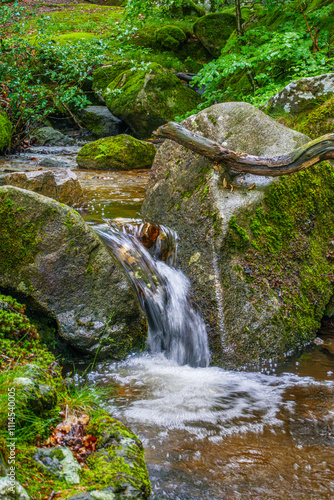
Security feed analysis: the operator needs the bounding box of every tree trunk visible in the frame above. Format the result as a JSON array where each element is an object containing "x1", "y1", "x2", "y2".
[{"x1": 154, "y1": 121, "x2": 334, "y2": 177}]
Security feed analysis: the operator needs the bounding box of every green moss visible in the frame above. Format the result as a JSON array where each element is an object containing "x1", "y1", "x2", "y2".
[
  {"x1": 155, "y1": 25, "x2": 186, "y2": 51},
  {"x1": 50, "y1": 448, "x2": 65, "y2": 461},
  {"x1": 92, "y1": 61, "x2": 133, "y2": 93},
  {"x1": 193, "y1": 13, "x2": 237, "y2": 57},
  {"x1": 224, "y1": 161, "x2": 334, "y2": 357},
  {"x1": 77, "y1": 134, "x2": 156, "y2": 170},
  {"x1": 0, "y1": 111, "x2": 12, "y2": 152},
  {"x1": 104, "y1": 62, "x2": 201, "y2": 138}
]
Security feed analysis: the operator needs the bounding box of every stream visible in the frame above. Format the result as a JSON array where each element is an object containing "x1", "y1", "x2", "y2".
[{"x1": 3, "y1": 146, "x2": 334, "y2": 499}]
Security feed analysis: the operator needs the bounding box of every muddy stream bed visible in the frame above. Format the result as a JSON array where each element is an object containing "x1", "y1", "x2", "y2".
[{"x1": 3, "y1": 146, "x2": 334, "y2": 499}]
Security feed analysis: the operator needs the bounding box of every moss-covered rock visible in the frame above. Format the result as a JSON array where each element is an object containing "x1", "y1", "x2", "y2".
[
  {"x1": 80, "y1": 106, "x2": 124, "y2": 138},
  {"x1": 155, "y1": 25, "x2": 186, "y2": 50},
  {"x1": 141, "y1": 102, "x2": 333, "y2": 368},
  {"x1": 92, "y1": 62, "x2": 133, "y2": 96},
  {"x1": 0, "y1": 111, "x2": 12, "y2": 153},
  {"x1": 169, "y1": 0, "x2": 206, "y2": 18},
  {"x1": 193, "y1": 13, "x2": 237, "y2": 57},
  {"x1": 76, "y1": 134, "x2": 156, "y2": 170},
  {"x1": 0, "y1": 186, "x2": 146, "y2": 357},
  {"x1": 104, "y1": 63, "x2": 201, "y2": 138}
]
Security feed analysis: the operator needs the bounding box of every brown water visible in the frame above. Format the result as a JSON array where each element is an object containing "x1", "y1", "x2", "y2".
[
  {"x1": 87, "y1": 330, "x2": 334, "y2": 500},
  {"x1": 0, "y1": 146, "x2": 150, "y2": 221}
]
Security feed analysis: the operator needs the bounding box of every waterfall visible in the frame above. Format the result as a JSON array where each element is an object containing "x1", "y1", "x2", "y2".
[{"x1": 94, "y1": 220, "x2": 210, "y2": 368}]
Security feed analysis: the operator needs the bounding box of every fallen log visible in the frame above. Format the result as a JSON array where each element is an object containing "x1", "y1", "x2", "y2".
[{"x1": 154, "y1": 121, "x2": 334, "y2": 177}]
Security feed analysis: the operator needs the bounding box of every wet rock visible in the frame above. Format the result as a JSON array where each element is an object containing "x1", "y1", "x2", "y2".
[
  {"x1": 76, "y1": 135, "x2": 156, "y2": 170},
  {"x1": 0, "y1": 111, "x2": 12, "y2": 153},
  {"x1": 33, "y1": 447, "x2": 81, "y2": 484},
  {"x1": 104, "y1": 63, "x2": 201, "y2": 139},
  {"x1": 193, "y1": 13, "x2": 236, "y2": 57},
  {"x1": 80, "y1": 106, "x2": 125, "y2": 138},
  {"x1": 267, "y1": 73, "x2": 334, "y2": 114},
  {"x1": 0, "y1": 186, "x2": 146, "y2": 357},
  {"x1": 0, "y1": 169, "x2": 85, "y2": 207},
  {"x1": 0, "y1": 477, "x2": 30, "y2": 500},
  {"x1": 30, "y1": 127, "x2": 75, "y2": 146},
  {"x1": 141, "y1": 101, "x2": 327, "y2": 368},
  {"x1": 38, "y1": 158, "x2": 71, "y2": 169}
]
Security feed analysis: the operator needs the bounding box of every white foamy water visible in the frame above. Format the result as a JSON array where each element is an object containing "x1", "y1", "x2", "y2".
[{"x1": 89, "y1": 354, "x2": 317, "y2": 440}]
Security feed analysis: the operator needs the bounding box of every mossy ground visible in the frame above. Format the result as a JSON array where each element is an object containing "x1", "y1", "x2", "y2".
[{"x1": 0, "y1": 295, "x2": 150, "y2": 499}]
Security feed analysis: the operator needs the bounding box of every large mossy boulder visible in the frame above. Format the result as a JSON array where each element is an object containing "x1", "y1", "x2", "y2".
[
  {"x1": 92, "y1": 62, "x2": 133, "y2": 97},
  {"x1": 76, "y1": 134, "x2": 156, "y2": 170},
  {"x1": 104, "y1": 63, "x2": 202, "y2": 138},
  {"x1": 155, "y1": 25, "x2": 186, "y2": 50},
  {"x1": 0, "y1": 111, "x2": 12, "y2": 152},
  {"x1": 0, "y1": 186, "x2": 146, "y2": 357},
  {"x1": 193, "y1": 13, "x2": 236, "y2": 57},
  {"x1": 142, "y1": 101, "x2": 334, "y2": 368}
]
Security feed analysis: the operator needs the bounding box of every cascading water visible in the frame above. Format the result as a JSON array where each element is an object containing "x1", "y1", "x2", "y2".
[{"x1": 94, "y1": 220, "x2": 210, "y2": 368}]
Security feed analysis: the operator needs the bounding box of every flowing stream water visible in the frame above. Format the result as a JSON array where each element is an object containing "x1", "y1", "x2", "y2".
[{"x1": 3, "y1": 146, "x2": 334, "y2": 499}]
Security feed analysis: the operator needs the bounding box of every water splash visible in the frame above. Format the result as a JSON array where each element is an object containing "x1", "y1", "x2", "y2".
[{"x1": 94, "y1": 221, "x2": 210, "y2": 368}]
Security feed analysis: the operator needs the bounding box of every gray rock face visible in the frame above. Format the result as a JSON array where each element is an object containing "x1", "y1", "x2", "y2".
[
  {"x1": 80, "y1": 106, "x2": 126, "y2": 138},
  {"x1": 33, "y1": 447, "x2": 81, "y2": 484},
  {"x1": 0, "y1": 169, "x2": 85, "y2": 207},
  {"x1": 267, "y1": 73, "x2": 334, "y2": 114},
  {"x1": 0, "y1": 186, "x2": 146, "y2": 357},
  {"x1": 142, "y1": 101, "x2": 321, "y2": 367},
  {"x1": 31, "y1": 127, "x2": 75, "y2": 146}
]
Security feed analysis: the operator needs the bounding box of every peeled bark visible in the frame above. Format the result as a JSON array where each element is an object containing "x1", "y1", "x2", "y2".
[{"x1": 154, "y1": 121, "x2": 334, "y2": 177}]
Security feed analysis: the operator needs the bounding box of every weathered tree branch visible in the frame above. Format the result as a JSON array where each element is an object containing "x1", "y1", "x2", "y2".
[{"x1": 154, "y1": 121, "x2": 334, "y2": 177}]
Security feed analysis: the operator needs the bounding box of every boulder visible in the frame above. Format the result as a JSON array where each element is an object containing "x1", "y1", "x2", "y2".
[
  {"x1": 33, "y1": 447, "x2": 81, "y2": 484},
  {"x1": 0, "y1": 477, "x2": 30, "y2": 500},
  {"x1": 92, "y1": 62, "x2": 133, "y2": 97},
  {"x1": 0, "y1": 186, "x2": 146, "y2": 357},
  {"x1": 76, "y1": 134, "x2": 156, "y2": 170},
  {"x1": 193, "y1": 13, "x2": 236, "y2": 57},
  {"x1": 267, "y1": 73, "x2": 334, "y2": 114},
  {"x1": 80, "y1": 106, "x2": 125, "y2": 138},
  {"x1": 155, "y1": 26, "x2": 186, "y2": 50},
  {"x1": 0, "y1": 111, "x2": 12, "y2": 152},
  {"x1": 142, "y1": 102, "x2": 334, "y2": 367},
  {"x1": 104, "y1": 63, "x2": 202, "y2": 138},
  {"x1": 0, "y1": 169, "x2": 85, "y2": 207},
  {"x1": 30, "y1": 127, "x2": 74, "y2": 146}
]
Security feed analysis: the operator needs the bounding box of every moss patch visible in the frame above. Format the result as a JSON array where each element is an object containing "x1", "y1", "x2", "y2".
[
  {"x1": 155, "y1": 25, "x2": 186, "y2": 51},
  {"x1": 193, "y1": 13, "x2": 237, "y2": 57},
  {"x1": 0, "y1": 111, "x2": 12, "y2": 152}
]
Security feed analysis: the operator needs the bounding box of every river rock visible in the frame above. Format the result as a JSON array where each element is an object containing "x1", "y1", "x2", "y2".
[
  {"x1": 80, "y1": 106, "x2": 125, "y2": 138},
  {"x1": 142, "y1": 101, "x2": 334, "y2": 367},
  {"x1": 104, "y1": 63, "x2": 201, "y2": 138},
  {"x1": 0, "y1": 169, "x2": 85, "y2": 207},
  {"x1": 0, "y1": 186, "x2": 146, "y2": 357},
  {"x1": 193, "y1": 13, "x2": 236, "y2": 57},
  {"x1": 76, "y1": 134, "x2": 156, "y2": 170},
  {"x1": 267, "y1": 73, "x2": 334, "y2": 114},
  {"x1": 0, "y1": 111, "x2": 12, "y2": 153},
  {"x1": 33, "y1": 447, "x2": 81, "y2": 484},
  {"x1": 31, "y1": 126, "x2": 75, "y2": 146}
]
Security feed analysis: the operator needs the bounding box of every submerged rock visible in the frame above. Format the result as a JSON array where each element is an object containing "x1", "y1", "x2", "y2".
[
  {"x1": 76, "y1": 134, "x2": 156, "y2": 170},
  {"x1": 30, "y1": 127, "x2": 74, "y2": 146},
  {"x1": 80, "y1": 106, "x2": 125, "y2": 138},
  {"x1": 267, "y1": 73, "x2": 334, "y2": 114},
  {"x1": 142, "y1": 101, "x2": 334, "y2": 367},
  {"x1": 104, "y1": 63, "x2": 201, "y2": 138},
  {"x1": 0, "y1": 111, "x2": 12, "y2": 153},
  {"x1": 0, "y1": 169, "x2": 85, "y2": 207},
  {"x1": 0, "y1": 186, "x2": 146, "y2": 357},
  {"x1": 193, "y1": 13, "x2": 236, "y2": 57}
]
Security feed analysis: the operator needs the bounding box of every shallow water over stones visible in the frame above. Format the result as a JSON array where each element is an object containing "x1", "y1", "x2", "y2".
[
  {"x1": 0, "y1": 146, "x2": 150, "y2": 220},
  {"x1": 86, "y1": 334, "x2": 334, "y2": 500}
]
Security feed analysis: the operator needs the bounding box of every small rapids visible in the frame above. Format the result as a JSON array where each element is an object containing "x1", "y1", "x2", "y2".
[{"x1": 94, "y1": 221, "x2": 210, "y2": 368}]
